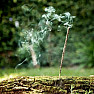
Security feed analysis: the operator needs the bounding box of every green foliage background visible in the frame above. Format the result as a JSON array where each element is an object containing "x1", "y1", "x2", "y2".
[{"x1": 0, "y1": 0, "x2": 94, "y2": 68}]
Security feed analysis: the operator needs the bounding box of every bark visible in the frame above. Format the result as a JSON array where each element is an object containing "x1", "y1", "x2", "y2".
[
  {"x1": 0, "y1": 76, "x2": 94, "y2": 94},
  {"x1": 29, "y1": 45, "x2": 39, "y2": 67}
]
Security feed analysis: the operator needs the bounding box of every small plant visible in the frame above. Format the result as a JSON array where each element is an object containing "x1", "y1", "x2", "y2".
[{"x1": 17, "y1": 6, "x2": 75, "y2": 75}]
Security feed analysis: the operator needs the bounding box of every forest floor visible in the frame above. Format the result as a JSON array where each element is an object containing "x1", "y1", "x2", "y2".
[
  {"x1": 0, "y1": 76, "x2": 94, "y2": 94},
  {"x1": 0, "y1": 67, "x2": 94, "y2": 94}
]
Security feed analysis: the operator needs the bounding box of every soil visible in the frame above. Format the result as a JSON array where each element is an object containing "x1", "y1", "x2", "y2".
[{"x1": 0, "y1": 76, "x2": 94, "y2": 94}]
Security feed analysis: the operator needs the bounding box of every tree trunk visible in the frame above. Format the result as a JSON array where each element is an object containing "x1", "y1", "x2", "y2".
[
  {"x1": 0, "y1": 76, "x2": 94, "y2": 94},
  {"x1": 29, "y1": 45, "x2": 39, "y2": 68}
]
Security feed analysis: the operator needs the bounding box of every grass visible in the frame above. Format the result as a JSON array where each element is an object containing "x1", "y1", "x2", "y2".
[{"x1": 0, "y1": 67, "x2": 94, "y2": 81}]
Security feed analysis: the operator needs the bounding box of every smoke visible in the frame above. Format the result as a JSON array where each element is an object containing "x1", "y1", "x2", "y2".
[{"x1": 15, "y1": 6, "x2": 75, "y2": 68}]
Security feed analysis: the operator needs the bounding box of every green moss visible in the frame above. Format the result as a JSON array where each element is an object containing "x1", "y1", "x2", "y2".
[{"x1": 0, "y1": 76, "x2": 94, "y2": 94}]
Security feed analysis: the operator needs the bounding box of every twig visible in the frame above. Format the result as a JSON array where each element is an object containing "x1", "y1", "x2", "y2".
[{"x1": 59, "y1": 27, "x2": 70, "y2": 78}]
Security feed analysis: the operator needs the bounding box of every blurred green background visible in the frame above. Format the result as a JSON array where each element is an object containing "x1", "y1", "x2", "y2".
[{"x1": 0, "y1": 0, "x2": 94, "y2": 69}]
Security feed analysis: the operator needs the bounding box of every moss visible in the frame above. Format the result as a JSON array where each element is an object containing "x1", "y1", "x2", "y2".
[{"x1": 0, "y1": 76, "x2": 94, "y2": 94}]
